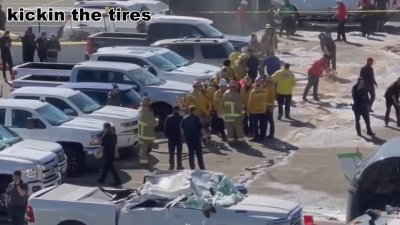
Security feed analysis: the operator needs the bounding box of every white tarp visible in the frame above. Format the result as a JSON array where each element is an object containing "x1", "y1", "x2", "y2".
[{"x1": 140, "y1": 170, "x2": 244, "y2": 208}]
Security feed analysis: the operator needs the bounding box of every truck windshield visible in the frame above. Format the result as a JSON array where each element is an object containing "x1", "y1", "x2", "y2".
[
  {"x1": 161, "y1": 51, "x2": 190, "y2": 67},
  {"x1": 129, "y1": 68, "x2": 162, "y2": 86},
  {"x1": 37, "y1": 104, "x2": 72, "y2": 126},
  {"x1": 196, "y1": 23, "x2": 223, "y2": 38},
  {"x1": 147, "y1": 55, "x2": 178, "y2": 71},
  {"x1": 0, "y1": 125, "x2": 22, "y2": 146},
  {"x1": 68, "y1": 92, "x2": 103, "y2": 114}
]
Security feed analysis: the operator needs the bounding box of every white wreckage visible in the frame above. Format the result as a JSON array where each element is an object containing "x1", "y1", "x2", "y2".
[{"x1": 27, "y1": 170, "x2": 304, "y2": 225}]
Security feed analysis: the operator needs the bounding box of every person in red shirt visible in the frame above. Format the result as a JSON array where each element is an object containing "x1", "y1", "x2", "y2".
[
  {"x1": 333, "y1": 0, "x2": 348, "y2": 41},
  {"x1": 303, "y1": 55, "x2": 330, "y2": 101},
  {"x1": 236, "y1": 1, "x2": 248, "y2": 35}
]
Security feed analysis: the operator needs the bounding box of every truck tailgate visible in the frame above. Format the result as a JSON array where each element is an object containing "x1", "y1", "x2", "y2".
[
  {"x1": 11, "y1": 74, "x2": 69, "y2": 89},
  {"x1": 13, "y1": 63, "x2": 74, "y2": 79}
]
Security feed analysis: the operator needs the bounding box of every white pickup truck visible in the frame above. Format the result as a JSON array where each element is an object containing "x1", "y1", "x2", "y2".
[
  {"x1": 0, "y1": 99, "x2": 106, "y2": 176},
  {"x1": 0, "y1": 124, "x2": 67, "y2": 210},
  {"x1": 92, "y1": 47, "x2": 216, "y2": 84},
  {"x1": 10, "y1": 87, "x2": 140, "y2": 151},
  {"x1": 11, "y1": 61, "x2": 192, "y2": 130},
  {"x1": 27, "y1": 170, "x2": 303, "y2": 225}
]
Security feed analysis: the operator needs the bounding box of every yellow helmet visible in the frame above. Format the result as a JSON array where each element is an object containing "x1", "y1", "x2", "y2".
[{"x1": 141, "y1": 96, "x2": 151, "y2": 106}]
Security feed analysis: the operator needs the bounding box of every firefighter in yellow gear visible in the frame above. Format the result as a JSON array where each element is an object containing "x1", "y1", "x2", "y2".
[
  {"x1": 229, "y1": 46, "x2": 242, "y2": 71},
  {"x1": 248, "y1": 78, "x2": 267, "y2": 141},
  {"x1": 222, "y1": 80, "x2": 245, "y2": 144},
  {"x1": 240, "y1": 76, "x2": 253, "y2": 135},
  {"x1": 211, "y1": 79, "x2": 228, "y2": 141},
  {"x1": 234, "y1": 54, "x2": 248, "y2": 81},
  {"x1": 138, "y1": 96, "x2": 157, "y2": 165},
  {"x1": 185, "y1": 81, "x2": 211, "y2": 139},
  {"x1": 206, "y1": 78, "x2": 219, "y2": 103},
  {"x1": 264, "y1": 78, "x2": 276, "y2": 139}
]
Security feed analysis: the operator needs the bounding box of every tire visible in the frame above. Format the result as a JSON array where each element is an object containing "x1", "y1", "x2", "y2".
[
  {"x1": 58, "y1": 220, "x2": 86, "y2": 225},
  {"x1": 64, "y1": 146, "x2": 86, "y2": 177},
  {"x1": 152, "y1": 103, "x2": 172, "y2": 132}
]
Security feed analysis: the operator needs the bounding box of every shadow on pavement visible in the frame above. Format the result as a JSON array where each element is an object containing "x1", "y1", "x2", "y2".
[
  {"x1": 360, "y1": 135, "x2": 387, "y2": 145},
  {"x1": 288, "y1": 37, "x2": 308, "y2": 42},
  {"x1": 231, "y1": 144, "x2": 265, "y2": 158},
  {"x1": 387, "y1": 126, "x2": 400, "y2": 132},
  {"x1": 344, "y1": 41, "x2": 364, "y2": 47},
  {"x1": 370, "y1": 33, "x2": 387, "y2": 37},
  {"x1": 261, "y1": 138, "x2": 299, "y2": 152},
  {"x1": 287, "y1": 118, "x2": 316, "y2": 129},
  {"x1": 335, "y1": 77, "x2": 352, "y2": 84},
  {"x1": 367, "y1": 36, "x2": 384, "y2": 42},
  {"x1": 370, "y1": 114, "x2": 397, "y2": 123}
]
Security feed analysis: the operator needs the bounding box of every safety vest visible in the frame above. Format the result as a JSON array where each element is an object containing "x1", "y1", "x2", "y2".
[
  {"x1": 223, "y1": 91, "x2": 244, "y2": 121},
  {"x1": 138, "y1": 108, "x2": 156, "y2": 142}
]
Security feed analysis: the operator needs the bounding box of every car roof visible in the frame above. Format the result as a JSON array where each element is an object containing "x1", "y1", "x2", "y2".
[
  {"x1": 150, "y1": 15, "x2": 213, "y2": 24},
  {"x1": 94, "y1": 49, "x2": 157, "y2": 58},
  {"x1": 0, "y1": 99, "x2": 46, "y2": 109},
  {"x1": 97, "y1": 46, "x2": 170, "y2": 55},
  {"x1": 74, "y1": 0, "x2": 162, "y2": 7},
  {"x1": 11, "y1": 87, "x2": 78, "y2": 98},
  {"x1": 152, "y1": 38, "x2": 229, "y2": 46},
  {"x1": 76, "y1": 61, "x2": 141, "y2": 71},
  {"x1": 359, "y1": 137, "x2": 400, "y2": 172},
  {"x1": 59, "y1": 82, "x2": 134, "y2": 91}
]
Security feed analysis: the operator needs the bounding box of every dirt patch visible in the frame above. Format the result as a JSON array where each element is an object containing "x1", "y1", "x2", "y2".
[{"x1": 383, "y1": 45, "x2": 400, "y2": 54}]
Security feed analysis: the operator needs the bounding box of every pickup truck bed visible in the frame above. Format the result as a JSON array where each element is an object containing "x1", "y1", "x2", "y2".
[
  {"x1": 11, "y1": 74, "x2": 69, "y2": 89},
  {"x1": 87, "y1": 32, "x2": 149, "y2": 55},
  {"x1": 13, "y1": 62, "x2": 75, "y2": 80}
]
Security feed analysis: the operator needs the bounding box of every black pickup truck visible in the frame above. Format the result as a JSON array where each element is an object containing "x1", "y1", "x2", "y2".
[{"x1": 86, "y1": 19, "x2": 249, "y2": 56}]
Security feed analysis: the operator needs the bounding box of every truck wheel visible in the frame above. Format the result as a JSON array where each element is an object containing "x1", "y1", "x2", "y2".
[
  {"x1": 58, "y1": 220, "x2": 86, "y2": 225},
  {"x1": 64, "y1": 146, "x2": 86, "y2": 177},
  {"x1": 152, "y1": 103, "x2": 172, "y2": 132}
]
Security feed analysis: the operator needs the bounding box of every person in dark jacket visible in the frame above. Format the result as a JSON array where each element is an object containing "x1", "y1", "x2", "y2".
[
  {"x1": 245, "y1": 48, "x2": 260, "y2": 83},
  {"x1": 0, "y1": 31, "x2": 13, "y2": 83},
  {"x1": 98, "y1": 122, "x2": 121, "y2": 186},
  {"x1": 107, "y1": 84, "x2": 122, "y2": 106},
  {"x1": 319, "y1": 32, "x2": 337, "y2": 70},
  {"x1": 164, "y1": 106, "x2": 184, "y2": 170},
  {"x1": 5, "y1": 170, "x2": 28, "y2": 225},
  {"x1": 180, "y1": 105, "x2": 206, "y2": 170},
  {"x1": 46, "y1": 34, "x2": 61, "y2": 62},
  {"x1": 36, "y1": 32, "x2": 48, "y2": 62},
  {"x1": 384, "y1": 78, "x2": 400, "y2": 127},
  {"x1": 262, "y1": 51, "x2": 281, "y2": 76},
  {"x1": 0, "y1": 5, "x2": 6, "y2": 31},
  {"x1": 359, "y1": 58, "x2": 377, "y2": 112},
  {"x1": 21, "y1": 27, "x2": 36, "y2": 63},
  {"x1": 352, "y1": 78, "x2": 375, "y2": 136}
]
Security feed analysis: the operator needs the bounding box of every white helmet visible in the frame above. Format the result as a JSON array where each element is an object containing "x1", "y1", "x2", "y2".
[
  {"x1": 219, "y1": 79, "x2": 228, "y2": 87},
  {"x1": 241, "y1": 1, "x2": 248, "y2": 5}
]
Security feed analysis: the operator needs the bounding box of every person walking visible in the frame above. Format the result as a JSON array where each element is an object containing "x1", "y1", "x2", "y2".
[
  {"x1": 0, "y1": 5, "x2": 6, "y2": 31},
  {"x1": 384, "y1": 78, "x2": 400, "y2": 127},
  {"x1": 272, "y1": 63, "x2": 296, "y2": 119},
  {"x1": 261, "y1": 24, "x2": 278, "y2": 57},
  {"x1": 246, "y1": 49, "x2": 260, "y2": 83},
  {"x1": 375, "y1": 0, "x2": 389, "y2": 31},
  {"x1": 212, "y1": 79, "x2": 228, "y2": 141},
  {"x1": 279, "y1": 0, "x2": 298, "y2": 37},
  {"x1": 248, "y1": 78, "x2": 267, "y2": 141},
  {"x1": 248, "y1": 33, "x2": 262, "y2": 56},
  {"x1": 46, "y1": 34, "x2": 61, "y2": 62},
  {"x1": 164, "y1": 106, "x2": 184, "y2": 170},
  {"x1": 107, "y1": 84, "x2": 122, "y2": 106},
  {"x1": 0, "y1": 31, "x2": 13, "y2": 83},
  {"x1": 318, "y1": 32, "x2": 337, "y2": 70},
  {"x1": 359, "y1": 1, "x2": 373, "y2": 38},
  {"x1": 303, "y1": 55, "x2": 330, "y2": 101},
  {"x1": 240, "y1": 76, "x2": 253, "y2": 136},
  {"x1": 236, "y1": 1, "x2": 248, "y2": 35},
  {"x1": 98, "y1": 122, "x2": 122, "y2": 186},
  {"x1": 331, "y1": 0, "x2": 348, "y2": 42},
  {"x1": 359, "y1": 57, "x2": 377, "y2": 112},
  {"x1": 352, "y1": 78, "x2": 375, "y2": 136},
  {"x1": 262, "y1": 50, "x2": 281, "y2": 77},
  {"x1": 36, "y1": 32, "x2": 48, "y2": 62},
  {"x1": 264, "y1": 78, "x2": 276, "y2": 139},
  {"x1": 21, "y1": 27, "x2": 36, "y2": 63},
  {"x1": 5, "y1": 170, "x2": 28, "y2": 225},
  {"x1": 180, "y1": 105, "x2": 206, "y2": 170},
  {"x1": 138, "y1": 96, "x2": 157, "y2": 166},
  {"x1": 222, "y1": 80, "x2": 246, "y2": 145}
]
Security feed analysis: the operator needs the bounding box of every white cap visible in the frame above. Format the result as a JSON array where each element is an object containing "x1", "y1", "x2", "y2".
[
  {"x1": 241, "y1": 1, "x2": 248, "y2": 5},
  {"x1": 265, "y1": 24, "x2": 272, "y2": 29},
  {"x1": 219, "y1": 79, "x2": 228, "y2": 86}
]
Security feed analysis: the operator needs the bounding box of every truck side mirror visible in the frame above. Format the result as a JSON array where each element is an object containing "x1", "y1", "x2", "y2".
[
  {"x1": 26, "y1": 117, "x2": 37, "y2": 129},
  {"x1": 64, "y1": 109, "x2": 75, "y2": 116}
]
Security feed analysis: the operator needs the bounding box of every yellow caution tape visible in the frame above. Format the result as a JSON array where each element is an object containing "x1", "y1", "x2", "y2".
[{"x1": 10, "y1": 41, "x2": 87, "y2": 46}]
